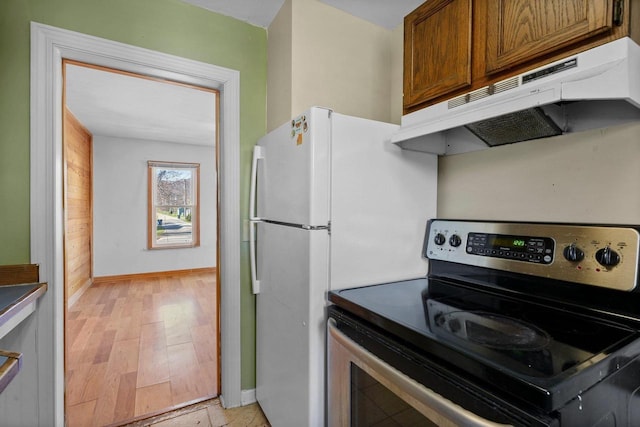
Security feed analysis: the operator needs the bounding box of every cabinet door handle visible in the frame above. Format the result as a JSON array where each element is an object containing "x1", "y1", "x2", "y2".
[{"x1": 613, "y1": 0, "x2": 624, "y2": 26}]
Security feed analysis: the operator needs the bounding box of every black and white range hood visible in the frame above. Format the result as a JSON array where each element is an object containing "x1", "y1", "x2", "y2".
[{"x1": 393, "y1": 37, "x2": 640, "y2": 155}]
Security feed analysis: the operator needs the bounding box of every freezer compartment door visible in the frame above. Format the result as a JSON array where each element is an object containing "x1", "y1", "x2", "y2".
[
  {"x1": 256, "y1": 107, "x2": 330, "y2": 226},
  {"x1": 255, "y1": 222, "x2": 329, "y2": 427}
]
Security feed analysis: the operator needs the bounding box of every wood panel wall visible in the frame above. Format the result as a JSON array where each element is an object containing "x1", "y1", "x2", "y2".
[{"x1": 63, "y1": 108, "x2": 93, "y2": 303}]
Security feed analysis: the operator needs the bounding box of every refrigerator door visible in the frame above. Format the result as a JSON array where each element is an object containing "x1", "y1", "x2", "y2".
[
  {"x1": 255, "y1": 221, "x2": 329, "y2": 427},
  {"x1": 256, "y1": 107, "x2": 331, "y2": 226},
  {"x1": 329, "y1": 113, "x2": 437, "y2": 289}
]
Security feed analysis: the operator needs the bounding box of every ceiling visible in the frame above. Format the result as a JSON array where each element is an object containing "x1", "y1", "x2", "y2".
[
  {"x1": 180, "y1": 0, "x2": 423, "y2": 29},
  {"x1": 65, "y1": 64, "x2": 217, "y2": 146},
  {"x1": 66, "y1": 1, "x2": 421, "y2": 145}
]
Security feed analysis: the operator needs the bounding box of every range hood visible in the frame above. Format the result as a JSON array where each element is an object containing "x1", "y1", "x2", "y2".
[{"x1": 393, "y1": 37, "x2": 640, "y2": 155}]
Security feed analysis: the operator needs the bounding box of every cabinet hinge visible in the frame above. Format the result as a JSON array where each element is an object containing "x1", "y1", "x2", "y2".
[{"x1": 613, "y1": 0, "x2": 624, "y2": 26}]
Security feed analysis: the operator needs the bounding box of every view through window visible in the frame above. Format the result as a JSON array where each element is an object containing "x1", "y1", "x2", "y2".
[{"x1": 148, "y1": 161, "x2": 200, "y2": 249}]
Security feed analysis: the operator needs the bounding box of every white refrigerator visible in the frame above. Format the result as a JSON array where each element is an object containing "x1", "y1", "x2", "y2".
[{"x1": 249, "y1": 107, "x2": 437, "y2": 426}]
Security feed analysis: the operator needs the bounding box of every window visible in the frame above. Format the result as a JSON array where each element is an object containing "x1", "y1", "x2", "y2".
[{"x1": 148, "y1": 161, "x2": 200, "y2": 249}]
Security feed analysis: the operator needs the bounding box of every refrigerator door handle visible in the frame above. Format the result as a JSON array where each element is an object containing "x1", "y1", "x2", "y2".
[
  {"x1": 249, "y1": 145, "x2": 264, "y2": 294},
  {"x1": 249, "y1": 218, "x2": 261, "y2": 294},
  {"x1": 249, "y1": 145, "x2": 263, "y2": 222}
]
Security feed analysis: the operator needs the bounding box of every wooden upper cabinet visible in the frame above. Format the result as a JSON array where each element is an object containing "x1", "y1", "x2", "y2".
[
  {"x1": 403, "y1": 0, "x2": 634, "y2": 114},
  {"x1": 403, "y1": 0, "x2": 472, "y2": 111},
  {"x1": 485, "y1": 0, "x2": 614, "y2": 74}
]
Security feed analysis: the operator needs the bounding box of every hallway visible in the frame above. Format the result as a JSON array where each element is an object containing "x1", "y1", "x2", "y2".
[{"x1": 65, "y1": 270, "x2": 218, "y2": 426}]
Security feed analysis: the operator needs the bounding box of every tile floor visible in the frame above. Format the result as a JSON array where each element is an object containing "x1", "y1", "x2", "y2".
[{"x1": 121, "y1": 398, "x2": 270, "y2": 427}]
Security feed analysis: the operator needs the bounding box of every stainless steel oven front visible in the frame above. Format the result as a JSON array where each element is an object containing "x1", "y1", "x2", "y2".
[{"x1": 327, "y1": 320, "x2": 510, "y2": 427}]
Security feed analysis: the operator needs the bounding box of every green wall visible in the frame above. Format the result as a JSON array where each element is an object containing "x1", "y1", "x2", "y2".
[{"x1": 0, "y1": 0, "x2": 266, "y2": 389}]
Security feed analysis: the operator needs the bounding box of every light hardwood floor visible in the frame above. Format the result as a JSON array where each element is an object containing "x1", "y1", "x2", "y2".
[{"x1": 66, "y1": 271, "x2": 219, "y2": 426}]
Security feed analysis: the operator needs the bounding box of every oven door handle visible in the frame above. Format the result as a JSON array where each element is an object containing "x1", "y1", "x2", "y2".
[{"x1": 328, "y1": 321, "x2": 512, "y2": 427}]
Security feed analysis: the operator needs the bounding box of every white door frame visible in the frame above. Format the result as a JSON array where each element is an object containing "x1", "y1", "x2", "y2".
[{"x1": 30, "y1": 22, "x2": 242, "y2": 425}]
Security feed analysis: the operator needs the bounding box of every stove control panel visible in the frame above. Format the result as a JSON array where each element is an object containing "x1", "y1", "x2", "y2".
[
  {"x1": 425, "y1": 220, "x2": 640, "y2": 291},
  {"x1": 466, "y1": 233, "x2": 555, "y2": 264}
]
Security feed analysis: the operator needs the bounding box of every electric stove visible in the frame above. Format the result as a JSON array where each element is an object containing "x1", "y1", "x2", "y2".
[{"x1": 328, "y1": 220, "x2": 640, "y2": 426}]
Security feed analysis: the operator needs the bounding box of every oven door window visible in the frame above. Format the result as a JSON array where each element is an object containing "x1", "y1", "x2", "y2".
[{"x1": 351, "y1": 364, "x2": 438, "y2": 426}]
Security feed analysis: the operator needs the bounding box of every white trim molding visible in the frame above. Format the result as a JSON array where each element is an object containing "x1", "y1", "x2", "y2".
[
  {"x1": 241, "y1": 389, "x2": 257, "y2": 406},
  {"x1": 221, "y1": 388, "x2": 256, "y2": 408},
  {"x1": 30, "y1": 22, "x2": 242, "y2": 425}
]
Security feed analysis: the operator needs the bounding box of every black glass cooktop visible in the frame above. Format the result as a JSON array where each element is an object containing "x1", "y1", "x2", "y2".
[{"x1": 329, "y1": 278, "x2": 640, "y2": 411}]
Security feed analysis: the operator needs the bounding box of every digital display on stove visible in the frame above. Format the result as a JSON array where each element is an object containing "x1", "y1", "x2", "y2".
[
  {"x1": 489, "y1": 235, "x2": 528, "y2": 251},
  {"x1": 467, "y1": 233, "x2": 555, "y2": 263}
]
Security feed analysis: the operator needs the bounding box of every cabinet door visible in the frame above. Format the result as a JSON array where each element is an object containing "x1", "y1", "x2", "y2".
[
  {"x1": 485, "y1": 0, "x2": 614, "y2": 74},
  {"x1": 403, "y1": 0, "x2": 472, "y2": 112}
]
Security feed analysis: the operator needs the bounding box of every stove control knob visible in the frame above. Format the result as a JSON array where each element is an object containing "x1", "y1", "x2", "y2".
[
  {"x1": 563, "y1": 244, "x2": 584, "y2": 262},
  {"x1": 434, "y1": 233, "x2": 446, "y2": 246},
  {"x1": 448, "y1": 318, "x2": 461, "y2": 333},
  {"x1": 595, "y1": 246, "x2": 620, "y2": 267},
  {"x1": 449, "y1": 234, "x2": 462, "y2": 247}
]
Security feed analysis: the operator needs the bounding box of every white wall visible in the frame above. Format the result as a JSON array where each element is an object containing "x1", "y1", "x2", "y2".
[
  {"x1": 389, "y1": 24, "x2": 404, "y2": 125},
  {"x1": 267, "y1": 0, "x2": 395, "y2": 130},
  {"x1": 266, "y1": 0, "x2": 293, "y2": 131},
  {"x1": 93, "y1": 135, "x2": 217, "y2": 276},
  {"x1": 437, "y1": 123, "x2": 640, "y2": 224}
]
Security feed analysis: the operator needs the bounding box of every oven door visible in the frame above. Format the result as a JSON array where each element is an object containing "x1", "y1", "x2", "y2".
[{"x1": 328, "y1": 321, "x2": 511, "y2": 427}]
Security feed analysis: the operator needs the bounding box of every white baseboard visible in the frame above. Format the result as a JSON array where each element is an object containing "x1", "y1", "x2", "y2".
[
  {"x1": 241, "y1": 388, "x2": 257, "y2": 406},
  {"x1": 220, "y1": 389, "x2": 256, "y2": 409}
]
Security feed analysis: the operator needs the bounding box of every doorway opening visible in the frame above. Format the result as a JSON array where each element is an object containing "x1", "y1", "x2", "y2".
[
  {"x1": 31, "y1": 23, "x2": 242, "y2": 425},
  {"x1": 62, "y1": 60, "x2": 220, "y2": 426}
]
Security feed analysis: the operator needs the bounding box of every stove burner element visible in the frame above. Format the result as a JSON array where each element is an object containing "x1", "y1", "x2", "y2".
[{"x1": 435, "y1": 311, "x2": 551, "y2": 351}]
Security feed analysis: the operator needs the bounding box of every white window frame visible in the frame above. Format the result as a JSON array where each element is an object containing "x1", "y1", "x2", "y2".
[{"x1": 148, "y1": 161, "x2": 200, "y2": 249}]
